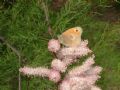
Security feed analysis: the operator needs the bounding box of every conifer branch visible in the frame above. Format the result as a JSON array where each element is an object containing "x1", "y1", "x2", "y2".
[{"x1": 0, "y1": 36, "x2": 22, "y2": 90}]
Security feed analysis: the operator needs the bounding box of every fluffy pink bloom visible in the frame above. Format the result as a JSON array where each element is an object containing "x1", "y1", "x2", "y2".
[
  {"x1": 80, "y1": 40, "x2": 88, "y2": 47},
  {"x1": 48, "y1": 39, "x2": 60, "y2": 52},
  {"x1": 91, "y1": 86, "x2": 101, "y2": 90},
  {"x1": 20, "y1": 39, "x2": 102, "y2": 90},
  {"x1": 86, "y1": 66, "x2": 103, "y2": 75},
  {"x1": 57, "y1": 40, "x2": 92, "y2": 59},
  {"x1": 48, "y1": 69, "x2": 61, "y2": 82},
  {"x1": 69, "y1": 77, "x2": 90, "y2": 89},
  {"x1": 51, "y1": 59, "x2": 67, "y2": 72},
  {"x1": 67, "y1": 56, "x2": 95, "y2": 77},
  {"x1": 51, "y1": 58, "x2": 78, "y2": 73},
  {"x1": 62, "y1": 58, "x2": 75, "y2": 66},
  {"x1": 19, "y1": 67, "x2": 50, "y2": 77},
  {"x1": 59, "y1": 80, "x2": 70, "y2": 90},
  {"x1": 60, "y1": 76, "x2": 100, "y2": 90},
  {"x1": 59, "y1": 56, "x2": 102, "y2": 90},
  {"x1": 85, "y1": 75, "x2": 101, "y2": 85},
  {"x1": 60, "y1": 75, "x2": 101, "y2": 90},
  {"x1": 19, "y1": 67, "x2": 61, "y2": 82}
]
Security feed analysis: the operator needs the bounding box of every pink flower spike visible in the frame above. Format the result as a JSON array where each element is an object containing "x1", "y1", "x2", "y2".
[
  {"x1": 48, "y1": 39, "x2": 60, "y2": 52},
  {"x1": 86, "y1": 66, "x2": 103, "y2": 75},
  {"x1": 86, "y1": 75, "x2": 101, "y2": 85},
  {"x1": 80, "y1": 40, "x2": 88, "y2": 47},
  {"x1": 59, "y1": 80, "x2": 70, "y2": 90},
  {"x1": 20, "y1": 39, "x2": 103, "y2": 90},
  {"x1": 20, "y1": 67, "x2": 61, "y2": 83},
  {"x1": 91, "y1": 86, "x2": 102, "y2": 90},
  {"x1": 57, "y1": 40, "x2": 92, "y2": 59},
  {"x1": 67, "y1": 55, "x2": 95, "y2": 77},
  {"x1": 83, "y1": 55, "x2": 95, "y2": 65},
  {"x1": 51, "y1": 59, "x2": 67, "y2": 72},
  {"x1": 62, "y1": 58, "x2": 74, "y2": 66},
  {"x1": 63, "y1": 77, "x2": 92, "y2": 90},
  {"x1": 19, "y1": 67, "x2": 50, "y2": 77},
  {"x1": 48, "y1": 69, "x2": 61, "y2": 82}
]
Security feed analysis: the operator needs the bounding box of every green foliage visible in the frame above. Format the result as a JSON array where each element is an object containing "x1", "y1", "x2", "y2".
[
  {"x1": 91, "y1": 0, "x2": 108, "y2": 6},
  {"x1": 0, "y1": 0, "x2": 120, "y2": 90},
  {"x1": 52, "y1": 0, "x2": 91, "y2": 34}
]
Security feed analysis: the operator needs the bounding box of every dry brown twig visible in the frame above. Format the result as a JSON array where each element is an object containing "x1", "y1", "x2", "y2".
[
  {"x1": 41, "y1": 0, "x2": 59, "y2": 58},
  {"x1": 41, "y1": 0, "x2": 53, "y2": 37}
]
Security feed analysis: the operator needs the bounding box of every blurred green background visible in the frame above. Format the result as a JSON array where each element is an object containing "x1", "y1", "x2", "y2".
[{"x1": 0, "y1": 0, "x2": 120, "y2": 90}]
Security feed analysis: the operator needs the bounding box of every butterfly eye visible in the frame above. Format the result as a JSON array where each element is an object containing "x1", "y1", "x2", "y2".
[{"x1": 75, "y1": 29, "x2": 79, "y2": 32}]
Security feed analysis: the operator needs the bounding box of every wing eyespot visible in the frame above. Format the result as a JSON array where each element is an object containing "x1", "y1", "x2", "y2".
[{"x1": 76, "y1": 29, "x2": 78, "y2": 32}]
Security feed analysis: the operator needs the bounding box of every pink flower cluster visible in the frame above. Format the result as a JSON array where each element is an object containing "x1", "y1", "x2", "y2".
[
  {"x1": 48, "y1": 39, "x2": 60, "y2": 52},
  {"x1": 19, "y1": 67, "x2": 61, "y2": 82},
  {"x1": 57, "y1": 40, "x2": 92, "y2": 59},
  {"x1": 59, "y1": 56, "x2": 102, "y2": 90},
  {"x1": 19, "y1": 39, "x2": 102, "y2": 90}
]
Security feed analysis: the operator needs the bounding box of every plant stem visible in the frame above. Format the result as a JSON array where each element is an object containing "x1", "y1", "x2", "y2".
[
  {"x1": 41, "y1": 0, "x2": 54, "y2": 37},
  {"x1": 26, "y1": 77, "x2": 30, "y2": 90}
]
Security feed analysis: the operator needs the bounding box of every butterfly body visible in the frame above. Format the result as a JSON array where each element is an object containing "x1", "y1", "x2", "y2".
[{"x1": 58, "y1": 27, "x2": 83, "y2": 47}]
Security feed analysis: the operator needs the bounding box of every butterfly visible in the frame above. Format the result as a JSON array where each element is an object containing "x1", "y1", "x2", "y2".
[{"x1": 58, "y1": 27, "x2": 83, "y2": 47}]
